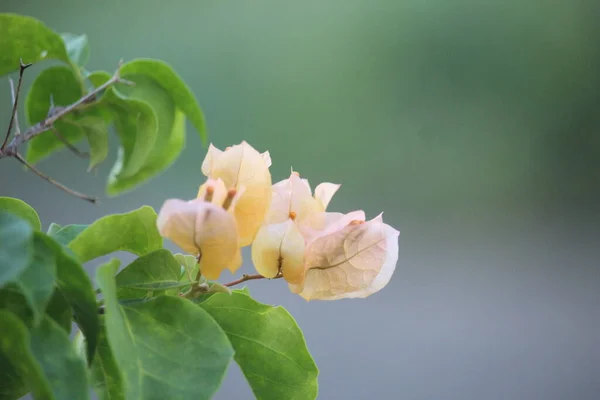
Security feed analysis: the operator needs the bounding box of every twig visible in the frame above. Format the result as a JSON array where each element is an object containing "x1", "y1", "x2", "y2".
[
  {"x1": 223, "y1": 273, "x2": 283, "y2": 287},
  {"x1": 1, "y1": 60, "x2": 31, "y2": 150},
  {"x1": 9, "y1": 78, "x2": 20, "y2": 136},
  {"x1": 14, "y1": 153, "x2": 97, "y2": 203},
  {"x1": 51, "y1": 126, "x2": 89, "y2": 158},
  {"x1": 0, "y1": 60, "x2": 131, "y2": 203}
]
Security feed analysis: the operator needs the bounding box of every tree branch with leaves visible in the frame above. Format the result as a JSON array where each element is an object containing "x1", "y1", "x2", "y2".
[{"x1": 0, "y1": 12, "x2": 400, "y2": 400}]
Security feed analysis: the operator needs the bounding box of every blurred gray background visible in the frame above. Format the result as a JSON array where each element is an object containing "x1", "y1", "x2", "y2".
[{"x1": 1, "y1": 1, "x2": 600, "y2": 399}]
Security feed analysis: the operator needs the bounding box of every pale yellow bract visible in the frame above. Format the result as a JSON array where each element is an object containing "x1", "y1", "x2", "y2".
[
  {"x1": 201, "y1": 141, "x2": 272, "y2": 247},
  {"x1": 156, "y1": 178, "x2": 242, "y2": 280}
]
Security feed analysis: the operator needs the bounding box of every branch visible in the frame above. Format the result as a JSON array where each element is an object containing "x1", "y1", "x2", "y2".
[
  {"x1": 1, "y1": 60, "x2": 31, "y2": 150},
  {"x1": 14, "y1": 153, "x2": 97, "y2": 203},
  {"x1": 4, "y1": 61, "x2": 131, "y2": 153},
  {"x1": 223, "y1": 273, "x2": 283, "y2": 288},
  {"x1": 0, "y1": 60, "x2": 132, "y2": 203},
  {"x1": 9, "y1": 78, "x2": 21, "y2": 136}
]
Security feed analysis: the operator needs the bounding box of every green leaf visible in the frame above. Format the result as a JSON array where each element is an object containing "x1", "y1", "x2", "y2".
[
  {"x1": 24, "y1": 65, "x2": 85, "y2": 164},
  {"x1": 107, "y1": 75, "x2": 183, "y2": 195},
  {"x1": 175, "y1": 253, "x2": 199, "y2": 282},
  {"x1": 105, "y1": 89, "x2": 158, "y2": 179},
  {"x1": 49, "y1": 223, "x2": 88, "y2": 245},
  {"x1": 29, "y1": 316, "x2": 90, "y2": 400},
  {"x1": 13, "y1": 232, "x2": 57, "y2": 324},
  {"x1": 0, "y1": 283, "x2": 70, "y2": 333},
  {"x1": 108, "y1": 108, "x2": 186, "y2": 195},
  {"x1": 120, "y1": 58, "x2": 207, "y2": 144},
  {"x1": 86, "y1": 70, "x2": 111, "y2": 89},
  {"x1": 46, "y1": 289, "x2": 72, "y2": 333},
  {"x1": 97, "y1": 261, "x2": 234, "y2": 400},
  {"x1": 54, "y1": 245, "x2": 99, "y2": 364},
  {"x1": 47, "y1": 222, "x2": 62, "y2": 235},
  {"x1": 61, "y1": 32, "x2": 90, "y2": 67},
  {"x1": 200, "y1": 292, "x2": 319, "y2": 400},
  {"x1": 115, "y1": 249, "x2": 182, "y2": 299},
  {"x1": 207, "y1": 282, "x2": 232, "y2": 295},
  {"x1": 0, "y1": 310, "x2": 51, "y2": 399},
  {"x1": 0, "y1": 13, "x2": 70, "y2": 77},
  {"x1": 78, "y1": 116, "x2": 109, "y2": 170},
  {"x1": 68, "y1": 206, "x2": 163, "y2": 263},
  {"x1": 0, "y1": 211, "x2": 33, "y2": 286},
  {"x1": 80, "y1": 323, "x2": 126, "y2": 400},
  {"x1": 0, "y1": 197, "x2": 41, "y2": 230},
  {"x1": 0, "y1": 285, "x2": 33, "y2": 327}
]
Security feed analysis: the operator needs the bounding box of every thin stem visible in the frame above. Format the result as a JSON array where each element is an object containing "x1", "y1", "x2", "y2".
[
  {"x1": 2, "y1": 60, "x2": 31, "y2": 150},
  {"x1": 223, "y1": 273, "x2": 283, "y2": 288},
  {"x1": 9, "y1": 78, "x2": 20, "y2": 136},
  {"x1": 14, "y1": 152, "x2": 97, "y2": 203},
  {"x1": 2, "y1": 60, "x2": 131, "y2": 155},
  {"x1": 51, "y1": 126, "x2": 89, "y2": 158}
]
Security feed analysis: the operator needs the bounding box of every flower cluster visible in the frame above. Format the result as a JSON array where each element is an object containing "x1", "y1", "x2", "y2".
[{"x1": 157, "y1": 141, "x2": 400, "y2": 300}]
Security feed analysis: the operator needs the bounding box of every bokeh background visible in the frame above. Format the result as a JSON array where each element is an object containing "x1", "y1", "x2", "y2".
[{"x1": 2, "y1": 1, "x2": 600, "y2": 399}]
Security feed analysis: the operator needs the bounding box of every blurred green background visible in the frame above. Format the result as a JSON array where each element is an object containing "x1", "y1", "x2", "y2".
[{"x1": 2, "y1": 1, "x2": 600, "y2": 399}]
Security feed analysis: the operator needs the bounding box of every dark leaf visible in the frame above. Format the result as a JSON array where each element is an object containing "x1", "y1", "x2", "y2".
[
  {"x1": 13, "y1": 233, "x2": 57, "y2": 325},
  {"x1": 0, "y1": 211, "x2": 33, "y2": 287}
]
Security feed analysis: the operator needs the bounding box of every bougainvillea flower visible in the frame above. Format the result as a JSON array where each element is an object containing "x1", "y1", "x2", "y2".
[
  {"x1": 252, "y1": 171, "x2": 341, "y2": 284},
  {"x1": 157, "y1": 179, "x2": 243, "y2": 280},
  {"x1": 265, "y1": 171, "x2": 340, "y2": 225},
  {"x1": 289, "y1": 213, "x2": 399, "y2": 300},
  {"x1": 200, "y1": 141, "x2": 272, "y2": 247},
  {"x1": 252, "y1": 218, "x2": 306, "y2": 284}
]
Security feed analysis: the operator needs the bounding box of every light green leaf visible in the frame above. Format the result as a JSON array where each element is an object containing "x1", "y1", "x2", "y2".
[
  {"x1": 235, "y1": 287, "x2": 251, "y2": 296},
  {"x1": 0, "y1": 13, "x2": 70, "y2": 77},
  {"x1": 0, "y1": 310, "x2": 51, "y2": 399},
  {"x1": 54, "y1": 245, "x2": 99, "y2": 363},
  {"x1": 29, "y1": 316, "x2": 90, "y2": 400},
  {"x1": 49, "y1": 223, "x2": 88, "y2": 245},
  {"x1": 13, "y1": 232, "x2": 57, "y2": 325},
  {"x1": 0, "y1": 196, "x2": 41, "y2": 230},
  {"x1": 77, "y1": 116, "x2": 110, "y2": 170},
  {"x1": 207, "y1": 282, "x2": 232, "y2": 295},
  {"x1": 175, "y1": 253, "x2": 199, "y2": 282},
  {"x1": 105, "y1": 88, "x2": 158, "y2": 179},
  {"x1": 120, "y1": 58, "x2": 207, "y2": 144},
  {"x1": 47, "y1": 222, "x2": 62, "y2": 236},
  {"x1": 106, "y1": 76, "x2": 181, "y2": 195},
  {"x1": 0, "y1": 211, "x2": 33, "y2": 287},
  {"x1": 61, "y1": 32, "x2": 90, "y2": 67},
  {"x1": 201, "y1": 292, "x2": 319, "y2": 400},
  {"x1": 24, "y1": 65, "x2": 85, "y2": 164},
  {"x1": 97, "y1": 261, "x2": 234, "y2": 400},
  {"x1": 68, "y1": 206, "x2": 162, "y2": 263},
  {"x1": 115, "y1": 249, "x2": 182, "y2": 299},
  {"x1": 86, "y1": 70, "x2": 111, "y2": 90},
  {"x1": 108, "y1": 108, "x2": 186, "y2": 195}
]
